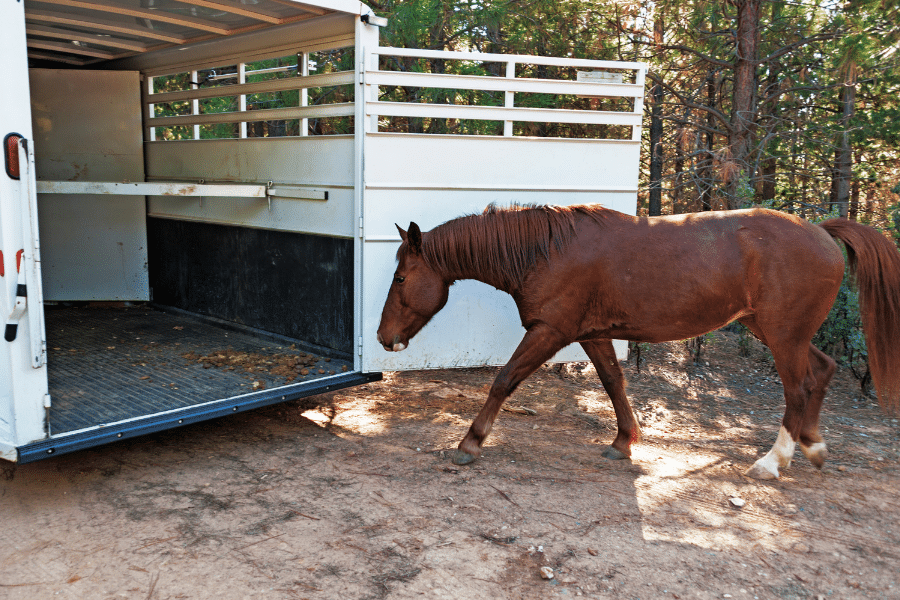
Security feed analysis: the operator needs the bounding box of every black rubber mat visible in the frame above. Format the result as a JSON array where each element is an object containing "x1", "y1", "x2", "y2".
[{"x1": 45, "y1": 305, "x2": 353, "y2": 435}]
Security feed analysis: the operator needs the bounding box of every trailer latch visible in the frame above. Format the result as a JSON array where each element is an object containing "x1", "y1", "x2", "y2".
[
  {"x1": 360, "y1": 13, "x2": 389, "y2": 27},
  {"x1": 4, "y1": 251, "x2": 27, "y2": 342}
]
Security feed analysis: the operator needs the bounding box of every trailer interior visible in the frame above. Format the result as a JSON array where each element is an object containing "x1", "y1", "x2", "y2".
[{"x1": 14, "y1": 0, "x2": 384, "y2": 462}]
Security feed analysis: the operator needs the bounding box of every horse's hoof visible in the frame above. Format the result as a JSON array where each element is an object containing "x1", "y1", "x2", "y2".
[
  {"x1": 745, "y1": 462, "x2": 778, "y2": 480},
  {"x1": 801, "y1": 442, "x2": 827, "y2": 469},
  {"x1": 451, "y1": 450, "x2": 478, "y2": 465},
  {"x1": 601, "y1": 446, "x2": 630, "y2": 460}
]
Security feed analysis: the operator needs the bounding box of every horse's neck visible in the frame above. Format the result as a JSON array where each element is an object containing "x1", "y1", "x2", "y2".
[{"x1": 430, "y1": 227, "x2": 518, "y2": 294}]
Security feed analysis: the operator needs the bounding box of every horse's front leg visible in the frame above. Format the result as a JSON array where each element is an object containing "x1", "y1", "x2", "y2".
[{"x1": 453, "y1": 324, "x2": 569, "y2": 466}]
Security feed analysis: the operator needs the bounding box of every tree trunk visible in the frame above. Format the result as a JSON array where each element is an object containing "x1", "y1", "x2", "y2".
[
  {"x1": 673, "y1": 111, "x2": 687, "y2": 214},
  {"x1": 850, "y1": 151, "x2": 861, "y2": 220},
  {"x1": 699, "y1": 71, "x2": 718, "y2": 211},
  {"x1": 726, "y1": 0, "x2": 761, "y2": 208},
  {"x1": 833, "y1": 61, "x2": 857, "y2": 218},
  {"x1": 648, "y1": 13, "x2": 665, "y2": 216},
  {"x1": 757, "y1": 68, "x2": 780, "y2": 202}
]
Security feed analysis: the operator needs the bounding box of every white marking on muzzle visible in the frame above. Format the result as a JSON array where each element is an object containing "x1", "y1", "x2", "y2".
[{"x1": 392, "y1": 342, "x2": 407, "y2": 352}]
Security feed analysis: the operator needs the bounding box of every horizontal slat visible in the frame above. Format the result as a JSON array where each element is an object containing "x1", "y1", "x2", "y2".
[
  {"x1": 373, "y1": 46, "x2": 647, "y2": 72},
  {"x1": 36, "y1": 181, "x2": 267, "y2": 198},
  {"x1": 364, "y1": 182, "x2": 639, "y2": 192},
  {"x1": 27, "y1": 24, "x2": 156, "y2": 52},
  {"x1": 367, "y1": 101, "x2": 642, "y2": 127},
  {"x1": 366, "y1": 70, "x2": 642, "y2": 98},
  {"x1": 28, "y1": 38, "x2": 119, "y2": 60},
  {"x1": 26, "y1": 8, "x2": 189, "y2": 44},
  {"x1": 40, "y1": 0, "x2": 233, "y2": 35},
  {"x1": 147, "y1": 102, "x2": 354, "y2": 128},
  {"x1": 149, "y1": 70, "x2": 355, "y2": 104}
]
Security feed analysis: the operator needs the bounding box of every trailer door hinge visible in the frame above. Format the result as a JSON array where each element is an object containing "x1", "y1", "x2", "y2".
[
  {"x1": 358, "y1": 336, "x2": 363, "y2": 356},
  {"x1": 43, "y1": 394, "x2": 52, "y2": 409},
  {"x1": 359, "y1": 216, "x2": 364, "y2": 238}
]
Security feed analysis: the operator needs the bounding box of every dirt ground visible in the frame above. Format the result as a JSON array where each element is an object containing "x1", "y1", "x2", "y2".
[{"x1": 1, "y1": 331, "x2": 898, "y2": 600}]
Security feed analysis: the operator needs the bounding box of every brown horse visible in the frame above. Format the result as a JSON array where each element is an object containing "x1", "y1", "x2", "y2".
[{"x1": 376, "y1": 204, "x2": 900, "y2": 479}]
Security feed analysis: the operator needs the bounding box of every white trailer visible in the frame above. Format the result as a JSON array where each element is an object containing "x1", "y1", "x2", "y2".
[{"x1": 0, "y1": 0, "x2": 645, "y2": 463}]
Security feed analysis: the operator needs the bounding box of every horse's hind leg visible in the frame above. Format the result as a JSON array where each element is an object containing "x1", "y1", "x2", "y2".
[
  {"x1": 581, "y1": 339, "x2": 640, "y2": 460},
  {"x1": 798, "y1": 343, "x2": 836, "y2": 468},
  {"x1": 740, "y1": 316, "x2": 807, "y2": 480}
]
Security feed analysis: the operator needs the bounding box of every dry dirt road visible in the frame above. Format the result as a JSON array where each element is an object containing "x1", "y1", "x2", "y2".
[{"x1": 1, "y1": 332, "x2": 898, "y2": 600}]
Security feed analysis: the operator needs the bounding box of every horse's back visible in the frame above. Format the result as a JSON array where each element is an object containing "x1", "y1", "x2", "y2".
[{"x1": 548, "y1": 207, "x2": 846, "y2": 343}]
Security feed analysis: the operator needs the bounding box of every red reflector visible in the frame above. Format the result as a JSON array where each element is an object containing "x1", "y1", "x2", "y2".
[{"x1": 4, "y1": 133, "x2": 23, "y2": 180}]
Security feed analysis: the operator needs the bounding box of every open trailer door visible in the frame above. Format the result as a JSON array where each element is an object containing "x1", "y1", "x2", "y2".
[
  {"x1": 0, "y1": 0, "x2": 50, "y2": 460},
  {"x1": 359, "y1": 47, "x2": 646, "y2": 373}
]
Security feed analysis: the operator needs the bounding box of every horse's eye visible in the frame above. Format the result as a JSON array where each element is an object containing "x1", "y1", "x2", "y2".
[{"x1": 394, "y1": 275, "x2": 406, "y2": 284}]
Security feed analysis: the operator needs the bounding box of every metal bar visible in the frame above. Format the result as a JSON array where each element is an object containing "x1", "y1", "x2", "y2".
[
  {"x1": 17, "y1": 140, "x2": 47, "y2": 368},
  {"x1": 504, "y1": 61, "x2": 515, "y2": 137},
  {"x1": 375, "y1": 46, "x2": 647, "y2": 71},
  {"x1": 238, "y1": 63, "x2": 247, "y2": 138},
  {"x1": 366, "y1": 70, "x2": 644, "y2": 99},
  {"x1": 266, "y1": 186, "x2": 328, "y2": 200},
  {"x1": 364, "y1": 183, "x2": 639, "y2": 192},
  {"x1": 191, "y1": 70, "x2": 201, "y2": 140},
  {"x1": 147, "y1": 70, "x2": 354, "y2": 104},
  {"x1": 148, "y1": 102, "x2": 354, "y2": 128},
  {"x1": 366, "y1": 101, "x2": 642, "y2": 127},
  {"x1": 632, "y1": 66, "x2": 647, "y2": 142},
  {"x1": 301, "y1": 52, "x2": 309, "y2": 136},
  {"x1": 146, "y1": 75, "x2": 156, "y2": 142},
  {"x1": 36, "y1": 181, "x2": 268, "y2": 198}
]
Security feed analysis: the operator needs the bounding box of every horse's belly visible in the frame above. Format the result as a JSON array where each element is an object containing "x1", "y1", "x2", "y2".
[{"x1": 582, "y1": 285, "x2": 751, "y2": 343}]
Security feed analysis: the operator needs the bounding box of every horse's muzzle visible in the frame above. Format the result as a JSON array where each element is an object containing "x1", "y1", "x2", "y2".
[{"x1": 376, "y1": 332, "x2": 407, "y2": 352}]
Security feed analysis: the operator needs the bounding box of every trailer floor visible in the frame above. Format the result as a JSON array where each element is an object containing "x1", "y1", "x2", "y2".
[{"x1": 45, "y1": 304, "x2": 353, "y2": 435}]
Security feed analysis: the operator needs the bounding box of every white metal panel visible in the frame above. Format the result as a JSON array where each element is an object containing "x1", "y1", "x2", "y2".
[
  {"x1": 144, "y1": 136, "x2": 356, "y2": 238},
  {"x1": 365, "y1": 134, "x2": 640, "y2": 193},
  {"x1": 30, "y1": 69, "x2": 148, "y2": 301},
  {"x1": 360, "y1": 133, "x2": 639, "y2": 371},
  {"x1": 0, "y1": 0, "x2": 50, "y2": 454}
]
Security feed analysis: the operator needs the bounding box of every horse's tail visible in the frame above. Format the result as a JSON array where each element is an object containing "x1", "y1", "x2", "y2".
[{"x1": 819, "y1": 218, "x2": 900, "y2": 411}]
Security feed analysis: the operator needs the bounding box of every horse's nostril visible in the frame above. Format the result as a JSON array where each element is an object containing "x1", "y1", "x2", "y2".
[{"x1": 377, "y1": 332, "x2": 384, "y2": 345}]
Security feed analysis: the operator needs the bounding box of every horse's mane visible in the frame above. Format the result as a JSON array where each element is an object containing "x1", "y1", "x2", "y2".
[{"x1": 421, "y1": 203, "x2": 610, "y2": 290}]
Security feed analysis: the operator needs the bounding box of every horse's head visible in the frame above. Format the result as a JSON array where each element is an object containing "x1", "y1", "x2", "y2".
[{"x1": 377, "y1": 222, "x2": 450, "y2": 352}]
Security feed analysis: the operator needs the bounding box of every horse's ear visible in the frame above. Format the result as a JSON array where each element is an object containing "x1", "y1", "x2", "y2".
[
  {"x1": 395, "y1": 223, "x2": 407, "y2": 242},
  {"x1": 407, "y1": 222, "x2": 423, "y2": 255}
]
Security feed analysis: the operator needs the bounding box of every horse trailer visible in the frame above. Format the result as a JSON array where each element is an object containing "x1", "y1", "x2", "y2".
[{"x1": 0, "y1": 0, "x2": 646, "y2": 463}]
